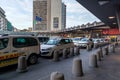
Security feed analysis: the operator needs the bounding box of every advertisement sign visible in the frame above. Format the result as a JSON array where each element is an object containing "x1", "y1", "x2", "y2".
[{"x1": 102, "y1": 28, "x2": 120, "y2": 35}]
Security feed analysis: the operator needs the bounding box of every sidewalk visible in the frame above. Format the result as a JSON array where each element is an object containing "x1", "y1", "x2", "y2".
[{"x1": 72, "y1": 44, "x2": 120, "y2": 80}]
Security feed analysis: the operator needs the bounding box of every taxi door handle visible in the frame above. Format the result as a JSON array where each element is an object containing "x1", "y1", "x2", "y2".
[{"x1": 12, "y1": 50, "x2": 17, "y2": 52}]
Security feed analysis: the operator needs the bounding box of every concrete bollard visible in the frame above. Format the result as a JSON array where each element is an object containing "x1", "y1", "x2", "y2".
[
  {"x1": 63, "y1": 49, "x2": 67, "y2": 59},
  {"x1": 74, "y1": 47, "x2": 79, "y2": 55},
  {"x1": 97, "y1": 51, "x2": 101, "y2": 61},
  {"x1": 76, "y1": 47, "x2": 80, "y2": 55},
  {"x1": 112, "y1": 44, "x2": 115, "y2": 53},
  {"x1": 53, "y1": 50, "x2": 59, "y2": 62},
  {"x1": 89, "y1": 54, "x2": 98, "y2": 68},
  {"x1": 105, "y1": 47, "x2": 109, "y2": 55},
  {"x1": 86, "y1": 44, "x2": 91, "y2": 51},
  {"x1": 94, "y1": 44, "x2": 98, "y2": 49},
  {"x1": 78, "y1": 47, "x2": 80, "y2": 55},
  {"x1": 50, "y1": 72, "x2": 64, "y2": 80},
  {"x1": 16, "y1": 56, "x2": 28, "y2": 73},
  {"x1": 108, "y1": 45, "x2": 112, "y2": 53},
  {"x1": 99, "y1": 47, "x2": 103, "y2": 58},
  {"x1": 115, "y1": 42, "x2": 118, "y2": 46},
  {"x1": 70, "y1": 47, "x2": 74, "y2": 57},
  {"x1": 72, "y1": 58, "x2": 84, "y2": 77},
  {"x1": 74, "y1": 47, "x2": 76, "y2": 55}
]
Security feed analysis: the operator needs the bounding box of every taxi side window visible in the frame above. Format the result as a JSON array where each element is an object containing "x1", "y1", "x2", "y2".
[
  {"x1": 69, "y1": 39, "x2": 73, "y2": 43},
  {"x1": 13, "y1": 37, "x2": 38, "y2": 48},
  {"x1": 13, "y1": 38, "x2": 28, "y2": 48},
  {"x1": 64, "y1": 39, "x2": 71, "y2": 44},
  {"x1": 28, "y1": 38, "x2": 38, "y2": 46},
  {"x1": 60, "y1": 39, "x2": 71, "y2": 44},
  {"x1": 0, "y1": 38, "x2": 9, "y2": 50},
  {"x1": 59, "y1": 39, "x2": 65, "y2": 44}
]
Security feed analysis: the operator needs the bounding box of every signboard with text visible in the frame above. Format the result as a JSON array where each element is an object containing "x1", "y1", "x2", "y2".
[{"x1": 102, "y1": 28, "x2": 120, "y2": 35}]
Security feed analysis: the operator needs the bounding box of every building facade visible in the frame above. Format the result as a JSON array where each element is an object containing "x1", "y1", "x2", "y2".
[
  {"x1": 33, "y1": 0, "x2": 62, "y2": 32},
  {"x1": 33, "y1": 0, "x2": 47, "y2": 31},
  {"x1": 0, "y1": 7, "x2": 7, "y2": 31},
  {"x1": 7, "y1": 20, "x2": 14, "y2": 31},
  {"x1": 62, "y1": 3, "x2": 66, "y2": 30}
]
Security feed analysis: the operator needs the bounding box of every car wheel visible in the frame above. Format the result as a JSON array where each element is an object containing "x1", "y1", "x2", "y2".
[{"x1": 28, "y1": 54, "x2": 38, "y2": 65}]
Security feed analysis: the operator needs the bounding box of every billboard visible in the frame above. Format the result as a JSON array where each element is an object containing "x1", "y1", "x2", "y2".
[{"x1": 102, "y1": 28, "x2": 120, "y2": 35}]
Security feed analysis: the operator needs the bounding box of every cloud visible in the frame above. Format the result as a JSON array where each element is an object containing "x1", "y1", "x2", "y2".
[
  {"x1": 62, "y1": 0, "x2": 100, "y2": 28},
  {"x1": 15, "y1": 0, "x2": 33, "y2": 13},
  {"x1": 0, "y1": 0, "x2": 33, "y2": 29},
  {"x1": 0, "y1": 0, "x2": 100, "y2": 29}
]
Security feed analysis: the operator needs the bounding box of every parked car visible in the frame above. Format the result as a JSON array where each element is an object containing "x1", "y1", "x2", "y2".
[
  {"x1": 40, "y1": 38, "x2": 74, "y2": 57},
  {"x1": 104, "y1": 38, "x2": 110, "y2": 44},
  {"x1": 71, "y1": 37, "x2": 82, "y2": 46},
  {"x1": 78, "y1": 38, "x2": 94, "y2": 48},
  {"x1": 98, "y1": 38, "x2": 106, "y2": 46},
  {"x1": 92, "y1": 38, "x2": 100, "y2": 48},
  {"x1": 0, "y1": 35, "x2": 40, "y2": 68}
]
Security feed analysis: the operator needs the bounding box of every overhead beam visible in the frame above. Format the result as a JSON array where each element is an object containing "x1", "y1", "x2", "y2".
[{"x1": 115, "y1": 5, "x2": 120, "y2": 31}]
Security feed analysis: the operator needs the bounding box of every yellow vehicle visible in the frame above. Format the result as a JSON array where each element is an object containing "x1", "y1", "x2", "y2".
[{"x1": 0, "y1": 35, "x2": 40, "y2": 68}]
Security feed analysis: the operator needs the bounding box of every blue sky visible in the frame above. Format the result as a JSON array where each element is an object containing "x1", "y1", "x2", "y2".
[{"x1": 0, "y1": 0, "x2": 100, "y2": 30}]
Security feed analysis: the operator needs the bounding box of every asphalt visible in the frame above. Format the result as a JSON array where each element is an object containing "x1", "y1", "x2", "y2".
[{"x1": 0, "y1": 44, "x2": 120, "y2": 80}]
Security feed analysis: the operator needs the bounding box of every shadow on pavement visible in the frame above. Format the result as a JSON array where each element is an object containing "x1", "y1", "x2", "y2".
[{"x1": 0, "y1": 64, "x2": 17, "y2": 74}]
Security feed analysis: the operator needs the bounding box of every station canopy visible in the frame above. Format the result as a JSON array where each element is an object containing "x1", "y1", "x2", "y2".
[{"x1": 76, "y1": 0, "x2": 120, "y2": 28}]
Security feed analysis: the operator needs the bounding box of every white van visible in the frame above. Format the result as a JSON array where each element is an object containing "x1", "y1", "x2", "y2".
[{"x1": 0, "y1": 35, "x2": 40, "y2": 68}]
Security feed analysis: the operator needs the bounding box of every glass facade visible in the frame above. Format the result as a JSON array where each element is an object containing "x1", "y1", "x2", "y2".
[
  {"x1": 53, "y1": 17, "x2": 59, "y2": 28},
  {"x1": 0, "y1": 7, "x2": 7, "y2": 31}
]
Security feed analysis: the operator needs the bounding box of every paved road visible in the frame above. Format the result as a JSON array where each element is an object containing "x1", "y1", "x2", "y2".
[{"x1": 1, "y1": 45, "x2": 119, "y2": 80}]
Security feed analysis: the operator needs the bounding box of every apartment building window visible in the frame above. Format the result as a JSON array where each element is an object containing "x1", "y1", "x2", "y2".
[{"x1": 53, "y1": 17, "x2": 59, "y2": 28}]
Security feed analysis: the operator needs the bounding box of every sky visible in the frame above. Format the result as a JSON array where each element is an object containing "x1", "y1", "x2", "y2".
[{"x1": 0, "y1": 0, "x2": 100, "y2": 30}]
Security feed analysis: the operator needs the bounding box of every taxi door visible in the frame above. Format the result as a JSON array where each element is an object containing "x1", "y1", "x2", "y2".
[{"x1": 0, "y1": 37, "x2": 13, "y2": 68}]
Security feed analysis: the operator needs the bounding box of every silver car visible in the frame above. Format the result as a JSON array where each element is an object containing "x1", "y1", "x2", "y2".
[
  {"x1": 78, "y1": 38, "x2": 94, "y2": 48},
  {"x1": 93, "y1": 38, "x2": 100, "y2": 48},
  {"x1": 72, "y1": 37, "x2": 82, "y2": 46},
  {"x1": 40, "y1": 38, "x2": 74, "y2": 57}
]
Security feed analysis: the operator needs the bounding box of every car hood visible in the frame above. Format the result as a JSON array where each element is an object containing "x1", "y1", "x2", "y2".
[
  {"x1": 78, "y1": 41, "x2": 88, "y2": 44},
  {"x1": 41, "y1": 44, "x2": 55, "y2": 49},
  {"x1": 73, "y1": 41, "x2": 79, "y2": 43}
]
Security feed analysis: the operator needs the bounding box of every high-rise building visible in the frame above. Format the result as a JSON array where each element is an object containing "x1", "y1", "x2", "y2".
[
  {"x1": 62, "y1": 3, "x2": 66, "y2": 29},
  {"x1": 0, "y1": 7, "x2": 7, "y2": 31},
  {"x1": 33, "y1": 0, "x2": 62, "y2": 32},
  {"x1": 7, "y1": 20, "x2": 14, "y2": 31}
]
